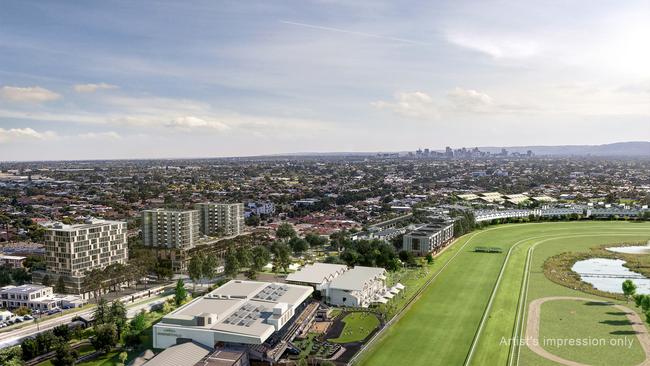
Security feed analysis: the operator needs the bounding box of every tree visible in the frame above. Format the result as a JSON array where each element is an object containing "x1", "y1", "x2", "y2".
[
  {"x1": 52, "y1": 324, "x2": 71, "y2": 342},
  {"x1": 83, "y1": 269, "x2": 105, "y2": 302},
  {"x1": 224, "y1": 247, "x2": 240, "y2": 279},
  {"x1": 188, "y1": 254, "x2": 204, "y2": 292},
  {"x1": 236, "y1": 247, "x2": 252, "y2": 269},
  {"x1": 271, "y1": 242, "x2": 292, "y2": 273},
  {"x1": 42, "y1": 274, "x2": 52, "y2": 287},
  {"x1": 51, "y1": 343, "x2": 78, "y2": 366},
  {"x1": 11, "y1": 268, "x2": 30, "y2": 285},
  {"x1": 622, "y1": 280, "x2": 637, "y2": 302},
  {"x1": 35, "y1": 331, "x2": 58, "y2": 354},
  {"x1": 247, "y1": 246, "x2": 271, "y2": 279},
  {"x1": 174, "y1": 279, "x2": 187, "y2": 306},
  {"x1": 289, "y1": 237, "x2": 309, "y2": 256},
  {"x1": 245, "y1": 214, "x2": 261, "y2": 227},
  {"x1": 634, "y1": 294, "x2": 645, "y2": 308},
  {"x1": 14, "y1": 306, "x2": 31, "y2": 316},
  {"x1": 276, "y1": 223, "x2": 296, "y2": 241},
  {"x1": 55, "y1": 276, "x2": 66, "y2": 294},
  {"x1": 305, "y1": 233, "x2": 327, "y2": 248},
  {"x1": 93, "y1": 299, "x2": 109, "y2": 325},
  {"x1": 201, "y1": 254, "x2": 217, "y2": 281},
  {"x1": 21, "y1": 338, "x2": 38, "y2": 360},
  {"x1": 110, "y1": 300, "x2": 128, "y2": 335},
  {"x1": 92, "y1": 324, "x2": 118, "y2": 353},
  {"x1": 425, "y1": 253, "x2": 434, "y2": 264},
  {"x1": 154, "y1": 259, "x2": 173, "y2": 280},
  {"x1": 399, "y1": 250, "x2": 417, "y2": 267},
  {"x1": 130, "y1": 310, "x2": 147, "y2": 334}
]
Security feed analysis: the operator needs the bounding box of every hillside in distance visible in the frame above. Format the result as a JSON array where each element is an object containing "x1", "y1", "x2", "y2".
[{"x1": 479, "y1": 141, "x2": 650, "y2": 156}]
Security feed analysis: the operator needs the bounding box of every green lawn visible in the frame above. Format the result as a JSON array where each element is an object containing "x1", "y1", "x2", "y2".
[
  {"x1": 328, "y1": 312, "x2": 380, "y2": 343},
  {"x1": 356, "y1": 222, "x2": 650, "y2": 366},
  {"x1": 538, "y1": 299, "x2": 645, "y2": 366}
]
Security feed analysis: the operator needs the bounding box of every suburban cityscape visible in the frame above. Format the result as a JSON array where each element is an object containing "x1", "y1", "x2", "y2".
[{"x1": 2, "y1": 1, "x2": 650, "y2": 366}]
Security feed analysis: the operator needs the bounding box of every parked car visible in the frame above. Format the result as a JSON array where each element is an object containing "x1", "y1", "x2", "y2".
[{"x1": 23, "y1": 315, "x2": 33, "y2": 320}]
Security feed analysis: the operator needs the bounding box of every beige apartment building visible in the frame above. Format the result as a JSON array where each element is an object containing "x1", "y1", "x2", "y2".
[
  {"x1": 142, "y1": 209, "x2": 200, "y2": 249},
  {"x1": 34, "y1": 219, "x2": 128, "y2": 296},
  {"x1": 142, "y1": 209, "x2": 200, "y2": 273},
  {"x1": 195, "y1": 202, "x2": 245, "y2": 237}
]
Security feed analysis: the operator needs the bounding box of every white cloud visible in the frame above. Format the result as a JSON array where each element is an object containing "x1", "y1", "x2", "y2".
[
  {"x1": 166, "y1": 116, "x2": 230, "y2": 131},
  {"x1": 447, "y1": 87, "x2": 493, "y2": 112},
  {"x1": 372, "y1": 88, "x2": 539, "y2": 118},
  {"x1": 73, "y1": 83, "x2": 118, "y2": 93},
  {"x1": 371, "y1": 91, "x2": 439, "y2": 118},
  {"x1": 0, "y1": 128, "x2": 57, "y2": 143},
  {"x1": 0, "y1": 86, "x2": 61, "y2": 103},
  {"x1": 77, "y1": 131, "x2": 122, "y2": 140},
  {"x1": 445, "y1": 32, "x2": 540, "y2": 59}
]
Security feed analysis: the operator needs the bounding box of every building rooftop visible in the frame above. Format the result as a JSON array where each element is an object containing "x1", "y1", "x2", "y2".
[
  {"x1": 286, "y1": 263, "x2": 348, "y2": 285},
  {"x1": 144, "y1": 342, "x2": 213, "y2": 366},
  {"x1": 42, "y1": 218, "x2": 123, "y2": 231},
  {"x1": 329, "y1": 266, "x2": 386, "y2": 291},
  {"x1": 0, "y1": 284, "x2": 50, "y2": 294},
  {"x1": 158, "y1": 280, "x2": 312, "y2": 344}
]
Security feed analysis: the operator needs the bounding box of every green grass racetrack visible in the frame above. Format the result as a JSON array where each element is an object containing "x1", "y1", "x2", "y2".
[{"x1": 356, "y1": 222, "x2": 650, "y2": 366}]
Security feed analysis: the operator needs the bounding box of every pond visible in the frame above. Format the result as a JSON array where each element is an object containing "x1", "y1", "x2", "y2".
[
  {"x1": 571, "y1": 258, "x2": 650, "y2": 294},
  {"x1": 606, "y1": 243, "x2": 650, "y2": 254}
]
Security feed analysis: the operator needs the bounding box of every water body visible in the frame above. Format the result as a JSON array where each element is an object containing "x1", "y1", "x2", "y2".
[
  {"x1": 607, "y1": 244, "x2": 650, "y2": 254},
  {"x1": 572, "y1": 258, "x2": 650, "y2": 294}
]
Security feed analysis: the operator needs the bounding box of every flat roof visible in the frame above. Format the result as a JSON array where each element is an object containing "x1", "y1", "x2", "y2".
[
  {"x1": 0, "y1": 284, "x2": 50, "y2": 293},
  {"x1": 43, "y1": 219, "x2": 124, "y2": 231},
  {"x1": 329, "y1": 266, "x2": 386, "y2": 291},
  {"x1": 144, "y1": 342, "x2": 212, "y2": 366},
  {"x1": 286, "y1": 263, "x2": 348, "y2": 285},
  {"x1": 159, "y1": 280, "x2": 312, "y2": 341}
]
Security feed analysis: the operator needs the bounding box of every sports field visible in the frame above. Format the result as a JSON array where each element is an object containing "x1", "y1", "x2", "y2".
[{"x1": 355, "y1": 222, "x2": 650, "y2": 366}]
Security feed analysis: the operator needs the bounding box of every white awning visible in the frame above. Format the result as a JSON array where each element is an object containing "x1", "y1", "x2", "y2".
[
  {"x1": 394, "y1": 283, "x2": 405, "y2": 290},
  {"x1": 378, "y1": 275, "x2": 387, "y2": 280},
  {"x1": 383, "y1": 292, "x2": 394, "y2": 299},
  {"x1": 389, "y1": 287, "x2": 400, "y2": 294},
  {"x1": 372, "y1": 297, "x2": 388, "y2": 304}
]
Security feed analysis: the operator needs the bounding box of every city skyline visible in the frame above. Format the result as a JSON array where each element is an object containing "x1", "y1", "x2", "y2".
[{"x1": 1, "y1": 0, "x2": 649, "y2": 161}]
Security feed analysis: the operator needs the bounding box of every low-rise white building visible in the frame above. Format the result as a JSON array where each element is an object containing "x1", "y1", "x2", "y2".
[
  {"x1": 153, "y1": 280, "x2": 312, "y2": 351},
  {"x1": 327, "y1": 266, "x2": 387, "y2": 308},
  {"x1": 0, "y1": 255, "x2": 26, "y2": 268},
  {"x1": 286, "y1": 263, "x2": 348, "y2": 296},
  {"x1": 0, "y1": 284, "x2": 85, "y2": 311}
]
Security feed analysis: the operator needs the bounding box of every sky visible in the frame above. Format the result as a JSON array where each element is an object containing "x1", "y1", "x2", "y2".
[{"x1": 0, "y1": 0, "x2": 649, "y2": 161}]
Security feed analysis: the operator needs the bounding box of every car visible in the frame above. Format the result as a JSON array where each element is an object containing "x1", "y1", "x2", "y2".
[
  {"x1": 14, "y1": 318, "x2": 23, "y2": 323},
  {"x1": 23, "y1": 315, "x2": 33, "y2": 320}
]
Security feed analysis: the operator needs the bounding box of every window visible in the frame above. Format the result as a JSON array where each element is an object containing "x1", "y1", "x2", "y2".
[
  {"x1": 412, "y1": 238, "x2": 420, "y2": 251},
  {"x1": 342, "y1": 297, "x2": 347, "y2": 302}
]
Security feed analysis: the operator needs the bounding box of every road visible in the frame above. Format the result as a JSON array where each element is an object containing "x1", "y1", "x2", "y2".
[
  {"x1": 0, "y1": 292, "x2": 175, "y2": 349},
  {"x1": 0, "y1": 308, "x2": 95, "y2": 349}
]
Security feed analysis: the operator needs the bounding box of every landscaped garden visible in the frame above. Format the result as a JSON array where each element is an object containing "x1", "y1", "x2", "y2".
[{"x1": 328, "y1": 312, "x2": 380, "y2": 343}]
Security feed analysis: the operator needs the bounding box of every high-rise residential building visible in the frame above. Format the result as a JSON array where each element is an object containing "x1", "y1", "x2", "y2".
[
  {"x1": 34, "y1": 219, "x2": 128, "y2": 296},
  {"x1": 142, "y1": 208, "x2": 200, "y2": 249},
  {"x1": 142, "y1": 209, "x2": 201, "y2": 273},
  {"x1": 195, "y1": 202, "x2": 245, "y2": 237}
]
